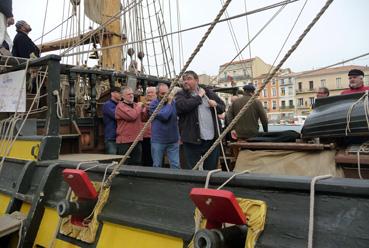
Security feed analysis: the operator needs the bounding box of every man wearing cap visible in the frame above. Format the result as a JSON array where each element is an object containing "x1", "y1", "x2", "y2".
[
  {"x1": 0, "y1": 0, "x2": 14, "y2": 50},
  {"x1": 12, "y1": 20, "x2": 40, "y2": 58},
  {"x1": 102, "y1": 86, "x2": 121, "y2": 154},
  {"x1": 341, "y1": 69, "x2": 369, "y2": 95},
  {"x1": 227, "y1": 84, "x2": 268, "y2": 140}
]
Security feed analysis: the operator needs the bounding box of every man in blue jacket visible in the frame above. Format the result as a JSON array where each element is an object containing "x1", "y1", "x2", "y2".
[
  {"x1": 103, "y1": 86, "x2": 121, "y2": 154},
  {"x1": 176, "y1": 70, "x2": 225, "y2": 170},
  {"x1": 149, "y1": 83, "x2": 180, "y2": 169}
]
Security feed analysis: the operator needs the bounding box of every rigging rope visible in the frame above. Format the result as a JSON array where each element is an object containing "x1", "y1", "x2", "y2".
[
  {"x1": 62, "y1": 0, "x2": 298, "y2": 58},
  {"x1": 192, "y1": 0, "x2": 334, "y2": 170},
  {"x1": 103, "y1": 0, "x2": 234, "y2": 188}
]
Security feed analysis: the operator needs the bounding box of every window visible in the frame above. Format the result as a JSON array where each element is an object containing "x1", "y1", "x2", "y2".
[
  {"x1": 272, "y1": 79, "x2": 276, "y2": 85},
  {"x1": 281, "y1": 88, "x2": 286, "y2": 96},
  {"x1": 298, "y1": 98, "x2": 304, "y2": 106},
  {"x1": 289, "y1": 100, "x2": 294, "y2": 107},
  {"x1": 272, "y1": 88, "x2": 277, "y2": 97},
  {"x1": 288, "y1": 86, "x2": 293, "y2": 95},
  {"x1": 263, "y1": 101, "x2": 268, "y2": 109},
  {"x1": 298, "y1": 82, "x2": 302, "y2": 91},
  {"x1": 336, "y1": 77, "x2": 342, "y2": 88},
  {"x1": 262, "y1": 89, "x2": 267, "y2": 97},
  {"x1": 309, "y1": 81, "x2": 314, "y2": 90},
  {"x1": 320, "y1": 79, "x2": 326, "y2": 87},
  {"x1": 309, "y1": 97, "x2": 315, "y2": 106},
  {"x1": 280, "y1": 79, "x2": 285, "y2": 85},
  {"x1": 281, "y1": 100, "x2": 286, "y2": 108},
  {"x1": 272, "y1": 101, "x2": 277, "y2": 110}
]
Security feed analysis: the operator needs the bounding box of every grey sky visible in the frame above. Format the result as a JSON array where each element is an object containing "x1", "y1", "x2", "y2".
[{"x1": 10, "y1": 0, "x2": 369, "y2": 75}]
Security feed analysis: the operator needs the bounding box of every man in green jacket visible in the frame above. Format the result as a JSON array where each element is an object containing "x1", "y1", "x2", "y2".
[{"x1": 227, "y1": 84, "x2": 268, "y2": 140}]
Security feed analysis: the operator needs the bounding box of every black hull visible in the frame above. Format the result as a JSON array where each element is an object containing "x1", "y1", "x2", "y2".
[{"x1": 1, "y1": 159, "x2": 369, "y2": 247}]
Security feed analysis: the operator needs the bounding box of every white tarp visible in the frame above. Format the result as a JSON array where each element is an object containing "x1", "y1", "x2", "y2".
[
  {"x1": 0, "y1": 70, "x2": 26, "y2": 112},
  {"x1": 234, "y1": 149, "x2": 344, "y2": 177}
]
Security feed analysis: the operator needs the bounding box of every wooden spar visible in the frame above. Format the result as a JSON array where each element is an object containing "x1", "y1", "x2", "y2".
[
  {"x1": 101, "y1": 0, "x2": 123, "y2": 71},
  {"x1": 39, "y1": 30, "x2": 98, "y2": 53},
  {"x1": 229, "y1": 142, "x2": 335, "y2": 151}
]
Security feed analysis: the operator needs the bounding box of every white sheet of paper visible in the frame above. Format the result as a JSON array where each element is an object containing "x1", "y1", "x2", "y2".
[{"x1": 0, "y1": 70, "x2": 26, "y2": 112}]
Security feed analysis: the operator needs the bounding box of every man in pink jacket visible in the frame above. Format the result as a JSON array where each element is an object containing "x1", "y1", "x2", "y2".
[{"x1": 115, "y1": 87, "x2": 147, "y2": 165}]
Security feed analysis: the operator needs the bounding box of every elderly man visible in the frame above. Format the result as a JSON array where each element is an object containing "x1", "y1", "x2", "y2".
[
  {"x1": 12, "y1": 20, "x2": 40, "y2": 58},
  {"x1": 176, "y1": 70, "x2": 225, "y2": 170},
  {"x1": 0, "y1": 0, "x2": 14, "y2": 50},
  {"x1": 149, "y1": 83, "x2": 180, "y2": 169},
  {"x1": 102, "y1": 86, "x2": 121, "y2": 154},
  {"x1": 341, "y1": 69, "x2": 369, "y2": 95},
  {"x1": 228, "y1": 84, "x2": 268, "y2": 140},
  {"x1": 141, "y1": 86, "x2": 157, "y2": 166},
  {"x1": 115, "y1": 87, "x2": 147, "y2": 165}
]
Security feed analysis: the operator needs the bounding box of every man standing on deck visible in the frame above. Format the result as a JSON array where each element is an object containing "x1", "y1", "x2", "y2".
[
  {"x1": 150, "y1": 83, "x2": 180, "y2": 169},
  {"x1": 115, "y1": 87, "x2": 147, "y2": 165},
  {"x1": 341, "y1": 69, "x2": 369, "y2": 95},
  {"x1": 228, "y1": 84, "x2": 268, "y2": 140},
  {"x1": 176, "y1": 70, "x2": 225, "y2": 170},
  {"x1": 102, "y1": 86, "x2": 121, "y2": 155},
  {"x1": 12, "y1": 20, "x2": 40, "y2": 58},
  {"x1": 141, "y1": 86, "x2": 157, "y2": 166},
  {"x1": 0, "y1": 0, "x2": 14, "y2": 51}
]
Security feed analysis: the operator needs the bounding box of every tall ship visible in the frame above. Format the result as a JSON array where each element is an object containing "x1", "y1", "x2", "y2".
[{"x1": 0, "y1": 0, "x2": 368, "y2": 247}]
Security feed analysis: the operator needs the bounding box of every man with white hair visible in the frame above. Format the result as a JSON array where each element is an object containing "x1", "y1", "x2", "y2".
[
  {"x1": 141, "y1": 86, "x2": 157, "y2": 166},
  {"x1": 12, "y1": 20, "x2": 40, "y2": 58},
  {"x1": 0, "y1": 0, "x2": 14, "y2": 50},
  {"x1": 115, "y1": 87, "x2": 147, "y2": 165},
  {"x1": 341, "y1": 69, "x2": 369, "y2": 95}
]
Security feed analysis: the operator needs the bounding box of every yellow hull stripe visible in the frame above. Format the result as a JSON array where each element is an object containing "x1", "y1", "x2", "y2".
[
  {"x1": 97, "y1": 222, "x2": 183, "y2": 248},
  {"x1": 13, "y1": 205, "x2": 184, "y2": 248},
  {"x1": 0, "y1": 193, "x2": 11, "y2": 214},
  {"x1": 0, "y1": 139, "x2": 40, "y2": 160}
]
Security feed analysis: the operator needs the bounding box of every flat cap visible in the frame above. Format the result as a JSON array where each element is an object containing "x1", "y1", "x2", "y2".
[
  {"x1": 15, "y1": 20, "x2": 27, "y2": 30},
  {"x1": 348, "y1": 69, "x2": 364, "y2": 77},
  {"x1": 243, "y1": 84, "x2": 255, "y2": 92}
]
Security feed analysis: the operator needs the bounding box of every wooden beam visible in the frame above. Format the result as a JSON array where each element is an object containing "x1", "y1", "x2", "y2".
[
  {"x1": 39, "y1": 30, "x2": 99, "y2": 53},
  {"x1": 229, "y1": 142, "x2": 335, "y2": 151}
]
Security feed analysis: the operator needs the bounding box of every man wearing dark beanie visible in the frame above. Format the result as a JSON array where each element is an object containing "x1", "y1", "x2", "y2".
[{"x1": 341, "y1": 69, "x2": 369, "y2": 95}]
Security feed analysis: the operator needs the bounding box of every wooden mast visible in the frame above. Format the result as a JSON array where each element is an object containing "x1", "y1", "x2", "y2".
[{"x1": 101, "y1": 0, "x2": 123, "y2": 71}]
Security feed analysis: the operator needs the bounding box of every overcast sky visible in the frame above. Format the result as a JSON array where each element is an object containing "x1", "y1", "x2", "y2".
[{"x1": 10, "y1": 0, "x2": 369, "y2": 76}]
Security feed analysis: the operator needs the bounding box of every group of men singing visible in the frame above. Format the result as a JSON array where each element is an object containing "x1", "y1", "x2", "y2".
[{"x1": 103, "y1": 70, "x2": 269, "y2": 170}]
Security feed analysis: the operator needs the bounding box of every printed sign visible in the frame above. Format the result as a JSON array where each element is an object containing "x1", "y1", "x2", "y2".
[{"x1": 0, "y1": 70, "x2": 27, "y2": 112}]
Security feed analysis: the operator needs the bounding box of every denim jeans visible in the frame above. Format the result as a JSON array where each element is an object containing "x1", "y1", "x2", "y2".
[
  {"x1": 117, "y1": 142, "x2": 142, "y2": 165},
  {"x1": 105, "y1": 140, "x2": 117, "y2": 155},
  {"x1": 151, "y1": 142, "x2": 180, "y2": 169},
  {"x1": 183, "y1": 140, "x2": 219, "y2": 170}
]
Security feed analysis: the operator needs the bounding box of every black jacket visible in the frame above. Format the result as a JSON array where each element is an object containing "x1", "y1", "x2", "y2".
[
  {"x1": 176, "y1": 87, "x2": 225, "y2": 144},
  {"x1": 0, "y1": 0, "x2": 12, "y2": 18},
  {"x1": 12, "y1": 31, "x2": 40, "y2": 58}
]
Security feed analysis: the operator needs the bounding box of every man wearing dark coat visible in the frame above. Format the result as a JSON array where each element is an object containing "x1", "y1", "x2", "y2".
[
  {"x1": 176, "y1": 70, "x2": 225, "y2": 170},
  {"x1": 12, "y1": 20, "x2": 40, "y2": 58}
]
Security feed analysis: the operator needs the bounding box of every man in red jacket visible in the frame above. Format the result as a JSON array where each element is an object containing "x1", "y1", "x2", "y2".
[
  {"x1": 115, "y1": 87, "x2": 147, "y2": 165},
  {"x1": 341, "y1": 69, "x2": 369, "y2": 95}
]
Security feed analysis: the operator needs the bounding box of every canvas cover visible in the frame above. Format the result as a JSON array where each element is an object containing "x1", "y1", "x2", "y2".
[{"x1": 235, "y1": 149, "x2": 344, "y2": 177}]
